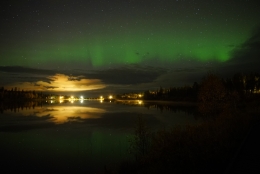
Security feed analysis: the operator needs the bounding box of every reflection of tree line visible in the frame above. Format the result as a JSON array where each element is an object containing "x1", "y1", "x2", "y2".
[
  {"x1": 0, "y1": 87, "x2": 46, "y2": 101},
  {"x1": 143, "y1": 72, "x2": 260, "y2": 101},
  {"x1": 0, "y1": 101, "x2": 43, "y2": 113},
  {"x1": 143, "y1": 103, "x2": 196, "y2": 115},
  {"x1": 0, "y1": 101, "x2": 44, "y2": 113}
]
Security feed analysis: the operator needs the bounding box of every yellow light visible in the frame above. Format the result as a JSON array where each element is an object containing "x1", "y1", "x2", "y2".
[
  {"x1": 109, "y1": 95, "x2": 113, "y2": 99},
  {"x1": 138, "y1": 94, "x2": 142, "y2": 97}
]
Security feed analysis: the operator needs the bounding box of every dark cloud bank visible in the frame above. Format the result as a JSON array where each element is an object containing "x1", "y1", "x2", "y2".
[{"x1": 221, "y1": 25, "x2": 260, "y2": 75}]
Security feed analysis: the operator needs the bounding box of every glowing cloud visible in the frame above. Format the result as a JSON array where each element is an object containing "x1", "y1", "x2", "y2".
[{"x1": 5, "y1": 74, "x2": 105, "y2": 92}]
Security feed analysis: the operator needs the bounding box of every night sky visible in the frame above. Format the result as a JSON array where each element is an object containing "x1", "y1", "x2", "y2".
[{"x1": 1, "y1": 0, "x2": 260, "y2": 96}]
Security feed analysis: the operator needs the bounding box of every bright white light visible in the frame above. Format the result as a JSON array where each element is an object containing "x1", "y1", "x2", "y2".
[{"x1": 138, "y1": 100, "x2": 143, "y2": 105}]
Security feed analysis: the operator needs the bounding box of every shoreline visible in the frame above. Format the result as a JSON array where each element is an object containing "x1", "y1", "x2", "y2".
[{"x1": 116, "y1": 99, "x2": 197, "y2": 106}]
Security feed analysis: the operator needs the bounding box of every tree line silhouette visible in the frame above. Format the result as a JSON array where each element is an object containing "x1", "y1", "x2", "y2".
[
  {"x1": 0, "y1": 87, "x2": 47, "y2": 113},
  {"x1": 0, "y1": 87, "x2": 46, "y2": 101},
  {"x1": 224, "y1": 72, "x2": 260, "y2": 95},
  {"x1": 143, "y1": 72, "x2": 260, "y2": 102}
]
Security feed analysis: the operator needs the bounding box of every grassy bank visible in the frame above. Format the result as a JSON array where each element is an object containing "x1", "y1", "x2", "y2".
[{"x1": 120, "y1": 103, "x2": 256, "y2": 174}]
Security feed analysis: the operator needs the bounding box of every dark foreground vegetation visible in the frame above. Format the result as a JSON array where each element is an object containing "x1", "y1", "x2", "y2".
[{"x1": 119, "y1": 73, "x2": 260, "y2": 174}]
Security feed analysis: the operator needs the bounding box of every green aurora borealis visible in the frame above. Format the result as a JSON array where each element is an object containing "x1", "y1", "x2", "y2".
[
  {"x1": 2, "y1": 27, "x2": 250, "y2": 67},
  {"x1": 1, "y1": 0, "x2": 259, "y2": 68}
]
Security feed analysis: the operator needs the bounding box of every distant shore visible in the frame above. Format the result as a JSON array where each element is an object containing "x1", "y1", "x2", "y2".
[{"x1": 116, "y1": 99, "x2": 197, "y2": 106}]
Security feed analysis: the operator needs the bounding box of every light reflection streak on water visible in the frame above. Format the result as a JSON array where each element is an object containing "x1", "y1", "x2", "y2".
[
  {"x1": 137, "y1": 100, "x2": 143, "y2": 105},
  {"x1": 4, "y1": 106, "x2": 105, "y2": 124}
]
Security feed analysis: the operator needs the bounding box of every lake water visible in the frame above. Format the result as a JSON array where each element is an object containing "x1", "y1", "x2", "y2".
[{"x1": 0, "y1": 100, "x2": 199, "y2": 173}]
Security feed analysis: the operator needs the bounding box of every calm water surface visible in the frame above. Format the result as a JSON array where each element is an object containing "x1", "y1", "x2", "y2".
[{"x1": 0, "y1": 100, "x2": 199, "y2": 173}]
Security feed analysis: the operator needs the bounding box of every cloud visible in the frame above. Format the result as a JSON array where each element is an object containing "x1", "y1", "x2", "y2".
[
  {"x1": 0, "y1": 66, "x2": 55, "y2": 75},
  {"x1": 0, "y1": 60, "x2": 216, "y2": 94},
  {"x1": 223, "y1": 25, "x2": 260, "y2": 73},
  {"x1": 87, "y1": 64, "x2": 167, "y2": 85},
  {"x1": 0, "y1": 66, "x2": 57, "y2": 86},
  {"x1": 4, "y1": 74, "x2": 106, "y2": 92}
]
